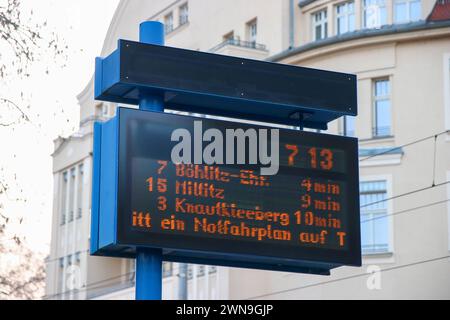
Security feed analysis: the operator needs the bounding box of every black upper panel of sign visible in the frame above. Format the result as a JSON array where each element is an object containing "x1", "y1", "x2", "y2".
[{"x1": 95, "y1": 40, "x2": 357, "y2": 130}]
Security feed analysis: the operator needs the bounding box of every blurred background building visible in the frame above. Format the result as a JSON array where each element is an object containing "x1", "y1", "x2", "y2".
[{"x1": 45, "y1": 0, "x2": 450, "y2": 299}]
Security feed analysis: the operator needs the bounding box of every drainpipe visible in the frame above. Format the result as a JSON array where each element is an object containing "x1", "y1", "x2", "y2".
[{"x1": 289, "y1": 0, "x2": 295, "y2": 49}]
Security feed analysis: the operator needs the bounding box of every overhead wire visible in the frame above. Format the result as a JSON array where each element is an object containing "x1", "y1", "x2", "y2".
[{"x1": 42, "y1": 130, "x2": 450, "y2": 299}]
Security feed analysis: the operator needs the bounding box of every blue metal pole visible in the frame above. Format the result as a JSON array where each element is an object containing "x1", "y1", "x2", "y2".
[
  {"x1": 136, "y1": 21, "x2": 165, "y2": 301},
  {"x1": 136, "y1": 248, "x2": 163, "y2": 300},
  {"x1": 139, "y1": 21, "x2": 165, "y2": 112}
]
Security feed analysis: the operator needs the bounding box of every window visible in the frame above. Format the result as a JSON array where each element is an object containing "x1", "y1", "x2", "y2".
[
  {"x1": 336, "y1": 1, "x2": 355, "y2": 35},
  {"x1": 198, "y1": 265, "x2": 205, "y2": 277},
  {"x1": 102, "y1": 104, "x2": 109, "y2": 117},
  {"x1": 58, "y1": 257, "x2": 65, "y2": 293},
  {"x1": 179, "y1": 3, "x2": 189, "y2": 26},
  {"x1": 68, "y1": 168, "x2": 76, "y2": 222},
  {"x1": 312, "y1": 10, "x2": 328, "y2": 41},
  {"x1": 95, "y1": 103, "x2": 108, "y2": 118},
  {"x1": 164, "y1": 12, "x2": 174, "y2": 34},
  {"x1": 95, "y1": 103, "x2": 102, "y2": 117},
  {"x1": 360, "y1": 181, "x2": 389, "y2": 254},
  {"x1": 363, "y1": 0, "x2": 387, "y2": 28},
  {"x1": 75, "y1": 252, "x2": 81, "y2": 264},
  {"x1": 162, "y1": 262, "x2": 173, "y2": 278},
  {"x1": 208, "y1": 266, "x2": 217, "y2": 274},
  {"x1": 223, "y1": 31, "x2": 234, "y2": 42},
  {"x1": 373, "y1": 79, "x2": 391, "y2": 137},
  {"x1": 59, "y1": 257, "x2": 65, "y2": 269},
  {"x1": 447, "y1": 171, "x2": 450, "y2": 251},
  {"x1": 394, "y1": 0, "x2": 421, "y2": 23},
  {"x1": 61, "y1": 172, "x2": 68, "y2": 225},
  {"x1": 343, "y1": 116, "x2": 356, "y2": 137},
  {"x1": 247, "y1": 19, "x2": 258, "y2": 44},
  {"x1": 67, "y1": 255, "x2": 73, "y2": 266},
  {"x1": 77, "y1": 164, "x2": 83, "y2": 219},
  {"x1": 445, "y1": 55, "x2": 450, "y2": 131}
]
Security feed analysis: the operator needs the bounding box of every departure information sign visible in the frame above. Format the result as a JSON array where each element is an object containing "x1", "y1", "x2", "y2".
[{"x1": 115, "y1": 108, "x2": 361, "y2": 273}]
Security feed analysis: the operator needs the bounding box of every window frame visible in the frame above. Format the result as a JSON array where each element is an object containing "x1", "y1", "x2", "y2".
[
  {"x1": 102, "y1": 104, "x2": 109, "y2": 117},
  {"x1": 68, "y1": 167, "x2": 76, "y2": 222},
  {"x1": 362, "y1": 0, "x2": 387, "y2": 29},
  {"x1": 59, "y1": 257, "x2": 65, "y2": 269},
  {"x1": 162, "y1": 262, "x2": 173, "y2": 278},
  {"x1": 343, "y1": 115, "x2": 356, "y2": 137},
  {"x1": 179, "y1": 3, "x2": 189, "y2": 26},
  {"x1": 60, "y1": 171, "x2": 68, "y2": 225},
  {"x1": 75, "y1": 252, "x2": 81, "y2": 264},
  {"x1": 223, "y1": 31, "x2": 235, "y2": 42},
  {"x1": 360, "y1": 175, "x2": 394, "y2": 256},
  {"x1": 444, "y1": 53, "x2": 450, "y2": 132},
  {"x1": 164, "y1": 12, "x2": 174, "y2": 34},
  {"x1": 312, "y1": 9, "x2": 328, "y2": 41},
  {"x1": 95, "y1": 102, "x2": 107, "y2": 118},
  {"x1": 447, "y1": 172, "x2": 450, "y2": 251},
  {"x1": 372, "y1": 77, "x2": 392, "y2": 138},
  {"x1": 394, "y1": 0, "x2": 422, "y2": 24},
  {"x1": 67, "y1": 254, "x2": 73, "y2": 266},
  {"x1": 76, "y1": 164, "x2": 84, "y2": 220},
  {"x1": 335, "y1": 1, "x2": 355, "y2": 35},
  {"x1": 208, "y1": 266, "x2": 218, "y2": 274},
  {"x1": 247, "y1": 18, "x2": 258, "y2": 44}
]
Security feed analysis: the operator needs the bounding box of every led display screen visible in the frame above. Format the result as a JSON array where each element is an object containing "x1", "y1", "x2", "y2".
[{"x1": 114, "y1": 108, "x2": 361, "y2": 273}]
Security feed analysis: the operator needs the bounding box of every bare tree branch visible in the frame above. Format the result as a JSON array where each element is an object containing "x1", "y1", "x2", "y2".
[
  {"x1": 0, "y1": 0, "x2": 66, "y2": 300},
  {"x1": 0, "y1": 97, "x2": 30, "y2": 123}
]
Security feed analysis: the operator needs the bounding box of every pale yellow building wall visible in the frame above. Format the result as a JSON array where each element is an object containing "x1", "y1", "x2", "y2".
[
  {"x1": 162, "y1": 0, "x2": 288, "y2": 53},
  {"x1": 47, "y1": 0, "x2": 290, "y2": 300},
  {"x1": 47, "y1": 0, "x2": 450, "y2": 300},
  {"x1": 228, "y1": 23, "x2": 450, "y2": 300},
  {"x1": 100, "y1": 0, "x2": 288, "y2": 57}
]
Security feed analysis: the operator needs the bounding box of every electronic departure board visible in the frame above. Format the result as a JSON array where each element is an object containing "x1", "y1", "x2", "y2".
[{"x1": 92, "y1": 107, "x2": 361, "y2": 274}]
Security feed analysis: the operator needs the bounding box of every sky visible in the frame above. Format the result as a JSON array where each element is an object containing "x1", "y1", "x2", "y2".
[{"x1": 0, "y1": 0, "x2": 119, "y2": 253}]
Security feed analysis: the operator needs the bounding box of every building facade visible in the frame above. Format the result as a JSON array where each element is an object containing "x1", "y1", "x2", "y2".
[
  {"x1": 45, "y1": 0, "x2": 293, "y2": 300},
  {"x1": 45, "y1": 0, "x2": 450, "y2": 299}
]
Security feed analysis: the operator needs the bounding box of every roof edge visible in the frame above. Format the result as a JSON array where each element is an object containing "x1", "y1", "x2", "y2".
[
  {"x1": 268, "y1": 19, "x2": 450, "y2": 62},
  {"x1": 299, "y1": 0, "x2": 318, "y2": 8}
]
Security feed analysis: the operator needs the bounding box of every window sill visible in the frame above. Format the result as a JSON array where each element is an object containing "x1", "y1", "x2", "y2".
[
  {"x1": 360, "y1": 135, "x2": 395, "y2": 143},
  {"x1": 363, "y1": 250, "x2": 392, "y2": 257},
  {"x1": 362, "y1": 251, "x2": 395, "y2": 265},
  {"x1": 359, "y1": 152, "x2": 402, "y2": 167},
  {"x1": 393, "y1": 19, "x2": 423, "y2": 26}
]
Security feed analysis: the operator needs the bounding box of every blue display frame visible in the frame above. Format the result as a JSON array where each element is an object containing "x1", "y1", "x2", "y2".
[{"x1": 91, "y1": 107, "x2": 361, "y2": 275}]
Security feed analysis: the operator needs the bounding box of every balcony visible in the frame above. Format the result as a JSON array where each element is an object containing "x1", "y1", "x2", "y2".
[{"x1": 209, "y1": 38, "x2": 268, "y2": 60}]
